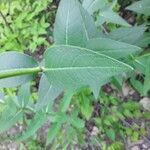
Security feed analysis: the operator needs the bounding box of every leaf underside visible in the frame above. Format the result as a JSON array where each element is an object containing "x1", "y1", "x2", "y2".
[
  {"x1": 126, "y1": 0, "x2": 150, "y2": 16},
  {"x1": 86, "y1": 38, "x2": 141, "y2": 59},
  {"x1": 54, "y1": 0, "x2": 97, "y2": 47},
  {"x1": 36, "y1": 74, "x2": 62, "y2": 110},
  {"x1": 44, "y1": 45, "x2": 132, "y2": 97},
  {"x1": 0, "y1": 52, "x2": 38, "y2": 88}
]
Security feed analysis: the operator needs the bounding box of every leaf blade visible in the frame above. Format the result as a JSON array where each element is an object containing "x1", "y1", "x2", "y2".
[
  {"x1": 54, "y1": 0, "x2": 97, "y2": 47},
  {"x1": 82, "y1": 0, "x2": 107, "y2": 14},
  {"x1": 44, "y1": 45, "x2": 133, "y2": 97},
  {"x1": 126, "y1": 0, "x2": 150, "y2": 16},
  {"x1": 36, "y1": 74, "x2": 62, "y2": 110},
  {"x1": 17, "y1": 83, "x2": 30, "y2": 107},
  {"x1": 96, "y1": 9, "x2": 130, "y2": 27},
  {"x1": 0, "y1": 52, "x2": 38, "y2": 88},
  {"x1": 86, "y1": 38, "x2": 141, "y2": 59},
  {"x1": 108, "y1": 26, "x2": 147, "y2": 45},
  {"x1": 17, "y1": 111, "x2": 47, "y2": 141}
]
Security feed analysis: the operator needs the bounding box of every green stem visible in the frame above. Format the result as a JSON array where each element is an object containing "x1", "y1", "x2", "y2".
[{"x1": 0, "y1": 67, "x2": 43, "y2": 79}]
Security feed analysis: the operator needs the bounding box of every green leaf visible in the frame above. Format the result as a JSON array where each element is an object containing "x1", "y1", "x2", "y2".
[
  {"x1": 0, "y1": 110, "x2": 23, "y2": 134},
  {"x1": 96, "y1": 9, "x2": 130, "y2": 27},
  {"x1": 17, "y1": 111, "x2": 47, "y2": 141},
  {"x1": 135, "y1": 32, "x2": 150, "y2": 48},
  {"x1": 86, "y1": 38, "x2": 141, "y2": 59},
  {"x1": 126, "y1": 0, "x2": 150, "y2": 16},
  {"x1": 79, "y1": 94, "x2": 93, "y2": 120},
  {"x1": 36, "y1": 74, "x2": 62, "y2": 110},
  {"x1": 70, "y1": 116, "x2": 85, "y2": 129},
  {"x1": 133, "y1": 55, "x2": 149, "y2": 73},
  {"x1": 106, "y1": 128, "x2": 116, "y2": 141},
  {"x1": 131, "y1": 131, "x2": 139, "y2": 142},
  {"x1": 47, "y1": 122, "x2": 61, "y2": 144},
  {"x1": 108, "y1": 26, "x2": 147, "y2": 45},
  {"x1": 80, "y1": 7, "x2": 98, "y2": 39},
  {"x1": 59, "y1": 91, "x2": 74, "y2": 112},
  {"x1": 143, "y1": 112, "x2": 150, "y2": 119},
  {"x1": 123, "y1": 109, "x2": 133, "y2": 118},
  {"x1": 54, "y1": 0, "x2": 97, "y2": 47},
  {"x1": 130, "y1": 77, "x2": 143, "y2": 95},
  {"x1": 111, "y1": 76, "x2": 124, "y2": 91},
  {"x1": 44, "y1": 45, "x2": 133, "y2": 97},
  {"x1": 17, "y1": 83, "x2": 30, "y2": 107},
  {"x1": 0, "y1": 90, "x2": 4, "y2": 103},
  {"x1": 0, "y1": 52, "x2": 38, "y2": 88},
  {"x1": 82, "y1": 0, "x2": 107, "y2": 14},
  {"x1": 109, "y1": 142, "x2": 124, "y2": 150},
  {"x1": 143, "y1": 59, "x2": 150, "y2": 95},
  {"x1": 0, "y1": 98, "x2": 23, "y2": 133},
  {"x1": 69, "y1": 109, "x2": 85, "y2": 128}
]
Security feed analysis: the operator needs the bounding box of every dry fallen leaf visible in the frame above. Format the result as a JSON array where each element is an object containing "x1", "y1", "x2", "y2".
[
  {"x1": 140, "y1": 97, "x2": 150, "y2": 110},
  {"x1": 91, "y1": 126, "x2": 99, "y2": 136}
]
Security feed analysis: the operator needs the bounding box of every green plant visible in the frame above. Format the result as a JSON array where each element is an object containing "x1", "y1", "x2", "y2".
[
  {"x1": 124, "y1": 0, "x2": 150, "y2": 96},
  {"x1": 126, "y1": 0, "x2": 150, "y2": 16},
  {"x1": 0, "y1": 0, "x2": 53, "y2": 52},
  {"x1": 0, "y1": 0, "x2": 149, "y2": 149},
  {"x1": 82, "y1": 0, "x2": 130, "y2": 27},
  {"x1": 95, "y1": 92, "x2": 144, "y2": 142}
]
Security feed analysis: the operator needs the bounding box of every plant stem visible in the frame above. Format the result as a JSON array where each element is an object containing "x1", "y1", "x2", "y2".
[{"x1": 0, "y1": 67, "x2": 43, "y2": 79}]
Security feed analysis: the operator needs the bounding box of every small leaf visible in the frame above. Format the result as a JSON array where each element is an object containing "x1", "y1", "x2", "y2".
[
  {"x1": 135, "y1": 32, "x2": 150, "y2": 48},
  {"x1": 17, "y1": 83, "x2": 30, "y2": 107},
  {"x1": 123, "y1": 109, "x2": 133, "y2": 118},
  {"x1": 133, "y1": 57, "x2": 146, "y2": 74},
  {"x1": 36, "y1": 74, "x2": 62, "y2": 110},
  {"x1": 111, "y1": 76, "x2": 123, "y2": 91},
  {"x1": 97, "y1": 9, "x2": 130, "y2": 27},
  {"x1": 59, "y1": 91, "x2": 74, "y2": 112},
  {"x1": 47, "y1": 123, "x2": 61, "y2": 144},
  {"x1": 69, "y1": 116, "x2": 85, "y2": 129},
  {"x1": 106, "y1": 128, "x2": 116, "y2": 141},
  {"x1": 17, "y1": 111, "x2": 47, "y2": 141},
  {"x1": 143, "y1": 112, "x2": 150, "y2": 119},
  {"x1": 133, "y1": 54, "x2": 150, "y2": 95},
  {"x1": 131, "y1": 131, "x2": 139, "y2": 142},
  {"x1": 108, "y1": 26, "x2": 147, "y2": 45},
  {"x1": 68, "y1": 109, "x2": 85, "y2": 128},
  {"x1": 82, "y1": 0, "x2": 107, "y2": 14},
  {"x1": 0, "y1": 90, "x2": 4, "y2": 103},
  {"x1": 130, "y1": 77, "x2": 143, "y2": 95},
  {"x1": 143, "y1": 59, "x2": 150, "y2": 95},
  {"x1": 126, "y1": 0, "x2": 150, "y2": 16},
  {"x1": 86, "y1": 38, "x2": 141, "y2": 59},
  {"x1": 0, "y1": 110, "x2": 23, "y2": 134},
  {"x1": 0, "y1": 98, "x2": 23, "y2": 133},
  {"x1": 79, "y1": 94, "x2": 93, "y2": 120},
  {"x1": 0, "y1": 52, "x2": 38, "y2": 88}
]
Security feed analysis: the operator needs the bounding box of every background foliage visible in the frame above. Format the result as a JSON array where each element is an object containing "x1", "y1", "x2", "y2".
[
  {"x1": 0, "y1": 0, "x2": 150, "y2": 149},
  {"x1": 0, "y1": 0, "x2": 53, "y2": 52}
]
